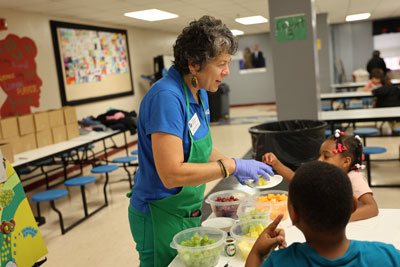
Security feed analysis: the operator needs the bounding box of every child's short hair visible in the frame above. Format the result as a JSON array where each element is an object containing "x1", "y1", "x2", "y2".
[
  {"x1": 289, "y1": 161, "x2": 354, "y2": 233},
  {"x1": 327, "y1": 133, "x2": 363, "y2": 171}
]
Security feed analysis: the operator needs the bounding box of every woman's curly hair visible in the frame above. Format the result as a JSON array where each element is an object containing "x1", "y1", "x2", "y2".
[{"x1": 173, "y1": 15, "x2": 238, "y2": 74}]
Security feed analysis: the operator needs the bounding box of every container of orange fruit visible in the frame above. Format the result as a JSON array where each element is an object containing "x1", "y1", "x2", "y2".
[{"x1": 253, "y1": 190, "x2": 288, "y2": 221}]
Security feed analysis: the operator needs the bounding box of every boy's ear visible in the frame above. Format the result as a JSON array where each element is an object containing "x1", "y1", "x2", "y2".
[
  {"x1": 288, "y1": 202, "x2": 299, "y2": 225},
  {"x1": 352, "y1": 195, "x2": 358, "y2": 213}
]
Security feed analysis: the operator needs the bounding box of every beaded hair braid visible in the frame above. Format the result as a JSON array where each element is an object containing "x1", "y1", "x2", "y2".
[{"x1": 328, "y1": 130, "x2": 365, "y2": 172}]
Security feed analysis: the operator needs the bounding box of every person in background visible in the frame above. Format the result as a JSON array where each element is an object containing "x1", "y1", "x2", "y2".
[
  {"x1": 363, "y1": 68, "x2": 384, "y2": 92},
  {"x1": 246, "y1": 161, "x2": 400, "y2": 267},
  {"x1": 128, "y1": 15, "x2": 274, "y2": 267},
  {"x1": 263, "y1": 131, "x2": 378, "y2": 222},
  {"x1": 370, "y1": 77, "x2": 400, "y2": 134},
  {"x1": 366, "y1": 50, "x2": 389, "y2": 78},
  {"x1": 243, "y1": 47, "x2": 253, "y2": 69},
  {"x1": 252, "y1": 44, "x2": 266, "y2": 68}
]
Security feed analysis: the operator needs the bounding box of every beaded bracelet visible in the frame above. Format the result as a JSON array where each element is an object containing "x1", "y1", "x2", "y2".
[{"x1": 217, "y1": 159, "x2": 229, "y2": 178}]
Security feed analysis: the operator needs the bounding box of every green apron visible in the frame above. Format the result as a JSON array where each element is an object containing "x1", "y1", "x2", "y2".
[{"x1": 148, "y1": 81, "x2": 212, "y2": 266}]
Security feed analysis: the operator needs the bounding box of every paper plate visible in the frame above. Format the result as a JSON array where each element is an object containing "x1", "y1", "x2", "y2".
[{"x1": 245, "y1": 175, "x2": 283, "y2": 189}]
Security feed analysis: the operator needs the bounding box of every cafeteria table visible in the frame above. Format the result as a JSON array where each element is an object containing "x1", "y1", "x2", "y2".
[{"x1": 169, "y1": 209, "x2": 400, "y2": 266}]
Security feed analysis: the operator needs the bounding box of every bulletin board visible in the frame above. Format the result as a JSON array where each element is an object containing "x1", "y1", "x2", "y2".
[{"x1": 50, "y1": 21, "x2": 134, "y2": 106}]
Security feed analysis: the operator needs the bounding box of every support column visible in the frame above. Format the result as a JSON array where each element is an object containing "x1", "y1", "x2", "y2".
[
  {"x1": 269, "y1": 0, "x2": 320, "y2": 120},
  {"x1": 317, "y1": 13, "x2": 333, "y2": 93}
]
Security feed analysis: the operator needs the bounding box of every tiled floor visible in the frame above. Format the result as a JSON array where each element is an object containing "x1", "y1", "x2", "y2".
[{"x1": 24, "y1": 104, "x2": 400, "y2": 266}]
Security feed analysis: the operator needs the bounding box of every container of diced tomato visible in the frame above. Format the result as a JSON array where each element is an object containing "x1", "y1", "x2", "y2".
[
  {"x1": 205, "y1": 190, "x2": 249, "y2": 219},
  {"x1": 253, "y1": 190, "x2": 288, "y2": 221}
]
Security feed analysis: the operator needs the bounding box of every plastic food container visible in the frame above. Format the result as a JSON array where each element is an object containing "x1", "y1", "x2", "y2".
[
  {"x1": 237, "y1": 198, "x2": 272, "y2": 222},
  {"x1": 201, "y1": 217, "x2": 235, "y2": 232},
  {"x1": 170, "y1": 227, "x2": 226, "y2": 267},
  {"x1": 205, "y1": 189, "x2": 249, "y2": 219},
  {"x1": 253, "y1": 190, "x2": 288, "y2": 221},
  {"x1": 230, "y1": 219, "x2": 270, "y2": 259}
]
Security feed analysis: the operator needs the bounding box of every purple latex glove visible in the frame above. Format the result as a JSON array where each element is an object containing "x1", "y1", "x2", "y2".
[{"x1": 232, "y1": 158, "x2": 274, "y2": 185}]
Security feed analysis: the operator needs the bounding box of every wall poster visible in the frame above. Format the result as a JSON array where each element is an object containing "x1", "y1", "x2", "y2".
[
  {"x1": 0, "y1": 34, "x2": 42, "y2": 118},
  {"x1": 50, "y1": 21, "x2": 134, "y2": 106}
]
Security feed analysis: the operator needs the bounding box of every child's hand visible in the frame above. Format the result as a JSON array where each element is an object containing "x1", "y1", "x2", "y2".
[
  {"x1": 262, "y1": 153, "x2": 279, "y2": 167},
  {"x1": 253, "y1": 214, "x2": 287, "y2": 255}
]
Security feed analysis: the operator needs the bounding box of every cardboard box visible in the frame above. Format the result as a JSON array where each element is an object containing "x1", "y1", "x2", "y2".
[
  {"x1": 52, "y1": 125, "x2": 67, "y2": 143},
  {"x1": 66, "y1": 122, "x2": 80, "y2": 140},
  {"x1": 63, "y1": 106, "x2": 78, "y2": 124},
  {"x1": 18, "y1": 114, "x2": 35, "y2": 135},
  {"x1": 0, "y1": 142, "x2": 14, "y2": 163},
  {"x1": 48, "y1": 109, "x2": 65, "y2": 128},
  {"x1": 36, "y1": 129, "x2": 53, "y2": 148},
  {"x1": 1, "y1": 137, "x2": 21, "y2": 155},
  {"x1": 0, "y1": 116, "x2": 19, "y2": 139},
  {"x1": 20, "y1": 133, "x2": 37, "y2": 152},
  {"x1": 33, "y1": 112, "x2": 50, "y2": 132}
]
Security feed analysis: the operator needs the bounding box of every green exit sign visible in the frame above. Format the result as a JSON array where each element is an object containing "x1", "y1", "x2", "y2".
[{"x1": 275, "y1": 14, "x2": 307, "y2": 42}]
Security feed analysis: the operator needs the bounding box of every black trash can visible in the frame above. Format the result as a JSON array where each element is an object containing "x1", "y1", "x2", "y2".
[
  {"x1": 249, "y1": 120, "x2": 328, "y2": 171},
  {"x1": 207, "y1": 83, "x2": 230, "y2": 122}
]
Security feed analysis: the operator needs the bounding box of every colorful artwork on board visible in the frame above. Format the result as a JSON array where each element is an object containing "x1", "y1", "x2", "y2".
[
  {"x1": 0, "y1": 159, "x2": 48, "y2": 267},
  {"x1": 0, "y1": 34, "x2": 42, "y2": 117},
  {"x1": 59, "y1": 28, "x2": 129, "y2": 85}
]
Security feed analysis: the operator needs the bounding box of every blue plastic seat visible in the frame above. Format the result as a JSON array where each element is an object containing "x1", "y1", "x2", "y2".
[
  {"x1": 65, "y1": 176, "x2": 96, "y2": 187},
  {"x1": 55, "y1": 151, "x2": 77, "y2": 159},
  {"x1": 353, "y1": 128, "x2": 379, "y2": 146},
  {"x1": 77, "y1": 143, "x2": 95, "y2": 152},
  {"x1": 325, "y1": 129, "x2": 332, "y2": 137},
  {"x1": 112, "y1": 156, "x2": 138, "y2": 188},
  {"x1": 65, "y1": 176, "x2": 101, "y2": 218},
  {"x1": 91, "y1": 165, "x2": 119, "y2": 205},
  {"x1": 347, "y1": 103, "x2": 363, "y2": 109},
  {"x1": 32, "y1": 189, "x2": 69, "y2": 234},
  {"x1": 32, "y1": 189, "x2": 68, "y2": 202},
  {"x1": 30, "y1": 157, "x2": 53, "y2": 167},
  {"x1": 321, "y1": 106, "x2": 333, "y2": 111},
  {"x1": 91, "y1": 165, "x2": 119, "y2": 173},
  {"x1": 130, "y1": 150, "x2": 138, "y2": 155},
  {"x1": 363, "y1": 146, "x2": 387, "y2": 187}
]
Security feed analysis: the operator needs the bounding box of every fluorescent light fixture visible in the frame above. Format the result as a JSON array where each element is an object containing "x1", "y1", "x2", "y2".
[
  {"x1": 235, "y1": 16, "x2": 268, "y2": 25},
  {"x1": 345, "y1": 13, "x2": 371, "y2": 22},
  {"x1": 124, "y1": 9, "x2": 178, "y2": 21},
  {"x1": 231, "y1": 29, "x2": 244, "y2": 36}
]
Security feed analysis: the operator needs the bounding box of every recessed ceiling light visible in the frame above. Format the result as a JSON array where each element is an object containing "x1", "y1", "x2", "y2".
[
  {"x1": 124, "y1": 9, "x2": 178, "y2": 21},
  {"x1": 231, "y1": 29, "x2": 244, "y2": 36},
  {"x1": 235, "y1": 16, "x2": 268, "y2": 25},
  {"x1": 345, "y1": 13, "x2": 371, "y2": 22}
]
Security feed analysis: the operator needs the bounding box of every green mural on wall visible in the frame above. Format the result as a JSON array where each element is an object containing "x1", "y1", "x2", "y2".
[{"x1": 275, "y1": 14, "x2": 307, "y2": 42}]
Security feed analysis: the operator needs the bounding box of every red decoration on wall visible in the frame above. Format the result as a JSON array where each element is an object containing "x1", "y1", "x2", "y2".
[
  {"x1": 0, "y1": 34, "x2": 42, "y2": 117},
  {"x1": 0, "y1": 18, "x2": 7, "y2": 31}
]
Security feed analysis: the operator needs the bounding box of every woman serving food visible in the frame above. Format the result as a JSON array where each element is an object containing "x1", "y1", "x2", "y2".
[{"x1": 128, "y1": 15, "x2": 273, "y2": 266}]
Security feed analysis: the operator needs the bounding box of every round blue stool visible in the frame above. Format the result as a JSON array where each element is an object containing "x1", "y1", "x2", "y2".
[
  {"x1": 91, "y1": 165, "x2": 119, "y2": 205},
  {"x1": 32, "y1": 189, "x2": 69, "y2": 234},
  {"x1": 30, "y1": 158, "x2": 55, "y2": 189},
  {"x1": 325, "y1": 129, "x2": 332, "y2": 137},
  {"x1": 130, "y1": 150, "x2": 138, "y2": 155},
  {"x1": 353, "y1": 128, "x2": 379, "y2": 146},
  {"x1": 65, "y1": 176, "x2": 97, "y2": 217},
  {"x1": 363, "y1": 146, "x2": 387, "y2": 187},
  {"x1": 112, "y1": 156, "x2": 138, "y2": 189}
]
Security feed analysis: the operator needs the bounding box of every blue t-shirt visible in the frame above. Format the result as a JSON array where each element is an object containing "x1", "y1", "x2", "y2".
[
  {"x1": 262, "y1": 240, "x2": 400, "y2": 267},
  {"x1": 130, "y1": 66, "x2": 211, "y2": 213}
]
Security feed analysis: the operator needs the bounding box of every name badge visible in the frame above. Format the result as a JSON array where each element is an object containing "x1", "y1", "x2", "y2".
[{"x1": 188, "y1": 113, "x2": 200, "y2": 136}]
